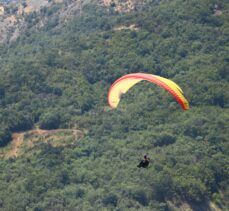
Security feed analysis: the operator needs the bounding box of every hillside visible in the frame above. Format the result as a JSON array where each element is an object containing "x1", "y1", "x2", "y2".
[
  {"x1": 0, "y1": 0, "x2": 228, "y2": 210},
  {"x1": 0, "y1": 0, "x2": 146, "y2": 43}
]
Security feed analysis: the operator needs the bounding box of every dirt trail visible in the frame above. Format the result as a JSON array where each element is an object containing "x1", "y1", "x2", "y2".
[
  {"x1": 1, "y1": 128, "x2": 86, "y2": 159},
  {"x1": 29, "y1": 128, "x2": 84, "y2": 136},
  {"x1": 4, "y1": 133, "x2": 24, "y2": 158}
]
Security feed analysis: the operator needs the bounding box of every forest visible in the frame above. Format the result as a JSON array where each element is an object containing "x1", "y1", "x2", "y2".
[{"x1": 0, "y1": 0, "x2": 228, "y2": 210}]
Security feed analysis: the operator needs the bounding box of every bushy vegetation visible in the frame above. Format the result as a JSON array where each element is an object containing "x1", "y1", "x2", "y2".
[{"x1": 0, "y1": 0, "x2": 228, "y2": 210}]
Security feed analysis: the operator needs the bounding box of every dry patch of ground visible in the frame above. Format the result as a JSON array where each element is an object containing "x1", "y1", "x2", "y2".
[
  {"x1": 103, "y1": 0, "x2": 134, "y2": 12},
  {"x1": 113, "y1": 24, "x2": 139, "y2": 31},
  {"x1": 0, "y1": 128, "x2": 86, "y2": 159},
  {"x1": 103, "y1": 0, "x2": 145, "y2": 13},
  {"x1": 213, "y1": 9, "x2": 222, "y2": 16},
  {"x1": 167, "y1": 200, "x2": 221, "y2": 211},
  {"x1": 3, "y1": 133, "x2": 24, "y2": 158},
  {"x1": 24, "y1": 0, "x2": 49, "y2": 14}
]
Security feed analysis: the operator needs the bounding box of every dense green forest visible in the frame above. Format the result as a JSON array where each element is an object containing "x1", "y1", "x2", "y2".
[{"x1": 0, "y1": 0, "x2": 228, "y2": 210}]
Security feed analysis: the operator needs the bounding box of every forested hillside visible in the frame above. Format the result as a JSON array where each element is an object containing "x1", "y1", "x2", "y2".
[{"x1": 0, "y1": 0, "x2": 228, "y2": 210}]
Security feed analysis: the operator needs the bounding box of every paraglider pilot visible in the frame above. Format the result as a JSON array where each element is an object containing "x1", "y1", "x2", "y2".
[{"x1": 137, "y1": 155, "x2": 150, "y2": 168}]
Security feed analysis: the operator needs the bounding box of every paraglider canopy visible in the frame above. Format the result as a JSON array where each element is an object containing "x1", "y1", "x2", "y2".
[{"x1": 108, "y1": 73, "x2": 189, "y2": 110}]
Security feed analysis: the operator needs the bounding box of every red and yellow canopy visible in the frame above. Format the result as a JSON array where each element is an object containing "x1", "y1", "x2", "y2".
[{"x1": 108, "y1": 73, "x2": 189, "y2": 110}]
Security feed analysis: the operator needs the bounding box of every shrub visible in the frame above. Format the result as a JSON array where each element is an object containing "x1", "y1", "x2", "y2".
[
  {"x1": 0, "y1": 128, "x2": 12, "y2": 147},
  {"x1": 39, "y1": 112, "x2": 61, "y2": 130}
]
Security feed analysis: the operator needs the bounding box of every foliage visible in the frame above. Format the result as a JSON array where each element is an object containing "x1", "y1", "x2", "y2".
[
  {"x1": 0, "y1": 0, "x2": 228, "y2": 210},
  {"x1": 39, "y1": 112, "x2": 61, "y2": 130},
  {"x1": 0, "y1": 127, "x2": 11, "y2": 147}
]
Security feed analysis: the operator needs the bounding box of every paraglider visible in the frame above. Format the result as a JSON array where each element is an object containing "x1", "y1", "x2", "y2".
[
  {"x1": 137, "y1": 155, "x2": 150, "y2": 168},
  {"x1": 108, "y1": 73, "x2": 189, "y2": 110}
]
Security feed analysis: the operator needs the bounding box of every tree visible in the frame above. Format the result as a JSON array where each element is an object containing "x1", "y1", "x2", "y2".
[
  {"x1": 39, "y1": 112, "x2": 61, "y2": 130},
  {"x1": 0, "y1": 127, "x2": 11, "y2": 147}
]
